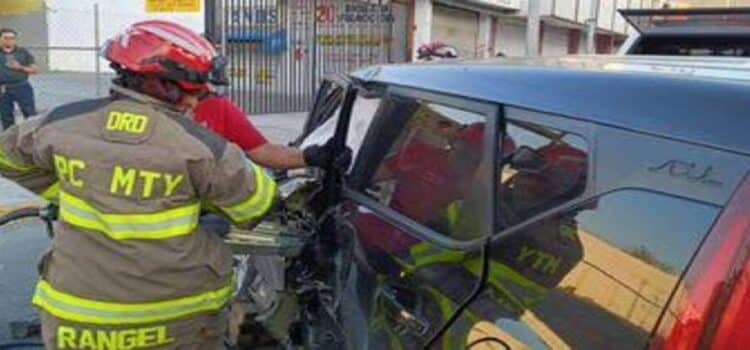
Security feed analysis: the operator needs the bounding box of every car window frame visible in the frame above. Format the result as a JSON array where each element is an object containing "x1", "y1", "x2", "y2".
[
  {"x1": 292, "y1": 74, "x2": 351, "y2": 147},
  {"x1": 298, "y1": 85, "x2": 387, "y2": 166},
  {"x1": 492, "y1": 106, "x2": 596, "y2": 243},
  {"x1": 343, "y1": 85, "x2": 501, "y2": 251}
]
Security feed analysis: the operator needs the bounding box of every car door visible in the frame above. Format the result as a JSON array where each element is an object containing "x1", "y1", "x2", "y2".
[
  {"x1": 336, "y1": 86, "x2": 500, "y2": 349},
  {"x1": 447, "y1": 106, "x2": 725, "y2": 350}
]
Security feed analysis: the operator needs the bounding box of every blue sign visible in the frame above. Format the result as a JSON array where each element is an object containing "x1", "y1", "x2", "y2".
[{"x1": 227, "y1": 29, "x2": 288, "y2": 55}]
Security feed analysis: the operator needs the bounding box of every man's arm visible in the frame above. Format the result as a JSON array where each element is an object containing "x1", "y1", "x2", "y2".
[
  {"x1": 6, "y1": 48, "x2": 39, "y2": 75},
  {"x1": 200, "y1": 96, "x2": 308, "y2": 170},
  {"x1": 0, "y1": 119, "x2": 58, "y2": 202},
  {"x1": 8, "y1": 63, "x2": 38, "y2": 75},
  {"x1": 20, "y1": 63, "x2": 38, "y2": 75},
  {"x1": 23, "y1": 48, "x2": 38, "y2": 75},
  {"x1": 196, "y1": 96, "x2": 344, "y2": 171},
  {"x1": 246, "y1": 143, "x2": 305, "y2": 170},
  {"x1": 194, "y1": 143, "x2": 278, "y2": 226}
]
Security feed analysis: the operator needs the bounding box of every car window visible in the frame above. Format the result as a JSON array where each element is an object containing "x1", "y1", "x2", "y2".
[
  {"x1": 363, "y1": 97, "x2": 490, "y2": 241},
  {"x1": 497, "y1": 119, "x2": 588, "y2": 229},
  {"x1": 630, "y1": 36, "x2": 750, "y2": 56},
  {"x1": 300, "y1": 92, "x2": 382, "y2": 164},
  {"x1": 460, "y1": 189, "x2": 720, "y2": 349}
]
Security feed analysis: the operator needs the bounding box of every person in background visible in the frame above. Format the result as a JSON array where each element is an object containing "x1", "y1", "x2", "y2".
[
  {"x1": 0, "y1": 28, "x2": 38, "y2": 130},
  {"x1": 183, "y1": 91, "x2": 336, "y2": 171}
]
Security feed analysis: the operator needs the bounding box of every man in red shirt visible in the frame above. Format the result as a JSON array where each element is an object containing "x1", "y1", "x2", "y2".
[
  {"x1": 181, "y1": 92, "x2": 347, "y2": 346},
  {"x1": 184, "y1": 92, "x2": 332, "y2": 170}
]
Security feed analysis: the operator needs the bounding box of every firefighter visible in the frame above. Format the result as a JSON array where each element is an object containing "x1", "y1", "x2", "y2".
[{"x1": 0, "y1": 20, "x2": 279, "y2": 349}]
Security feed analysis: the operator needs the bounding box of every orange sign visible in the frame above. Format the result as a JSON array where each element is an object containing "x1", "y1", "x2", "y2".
[
  {"x1": 145, "y1": 0, "x2": 201, "y2": 13},
  {"x1": 0, "y1": 0, "x2": 44, "y2": 15}
]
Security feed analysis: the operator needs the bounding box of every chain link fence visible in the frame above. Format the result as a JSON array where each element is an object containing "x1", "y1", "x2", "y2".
[{"x1": 15, "y1": 4, "x2": 110, "y2": 120}]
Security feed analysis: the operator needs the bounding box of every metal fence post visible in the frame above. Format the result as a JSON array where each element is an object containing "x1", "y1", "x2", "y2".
[
  {"x1": 311, "y1": 0, "x2": 319, "y2": 103},
  {"x1": 94, "y1": 2, "x2": 101, "y2": 96},
  {"x1": 219, "y1": 0, "x2": 227, "y2": 57}
]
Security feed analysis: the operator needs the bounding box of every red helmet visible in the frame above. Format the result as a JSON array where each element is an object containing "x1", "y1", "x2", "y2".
[{"x1": 102, "y1": 20, "x2": 228, "y2": 92}]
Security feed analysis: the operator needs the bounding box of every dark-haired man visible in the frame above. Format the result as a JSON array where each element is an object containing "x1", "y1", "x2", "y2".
[{"x1": 0, "y1": 28, "x2": 38, "y2": 130}]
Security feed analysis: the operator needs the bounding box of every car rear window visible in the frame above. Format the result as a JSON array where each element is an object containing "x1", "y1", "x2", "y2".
[
  {"x1": 629, "y1": 36, "x2": 750, "y2": 56},
  {"x1": 497, "y1": 120, "x2": 588, "y2": 228}
]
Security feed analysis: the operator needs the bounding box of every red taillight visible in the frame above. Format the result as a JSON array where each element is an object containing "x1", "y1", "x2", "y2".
[{"x1": 651, "y1": 173, "x2": 750, "y2": 350}]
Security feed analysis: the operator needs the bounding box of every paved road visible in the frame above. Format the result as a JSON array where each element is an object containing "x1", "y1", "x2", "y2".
[{"x1": 0, "y1": 72, "x2": 307, "y2": 340}]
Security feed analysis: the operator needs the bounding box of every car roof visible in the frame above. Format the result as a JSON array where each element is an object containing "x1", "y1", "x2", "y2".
[{"x1": 351, "y1": 56, "x2": 750, "y2": 155}]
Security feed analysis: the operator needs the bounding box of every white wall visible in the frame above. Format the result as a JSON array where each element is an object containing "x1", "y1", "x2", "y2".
[
  {"x1": 47, "y1": 0, "x2": 205, "y2": 72},
  {"x1": 598, "y1": 0, "x2": 616, "y2": 31}
]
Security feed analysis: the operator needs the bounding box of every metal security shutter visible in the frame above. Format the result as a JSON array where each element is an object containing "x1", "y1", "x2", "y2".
[
  {"x1": 431, "y1": 5, "x2": 479, "y2": 59},
  {"x1": 542, "y1": 26, "x2": 569, "y2": 56},
  {"x1": 494, "y1": 20, "x2": 525, "y2": 57}
]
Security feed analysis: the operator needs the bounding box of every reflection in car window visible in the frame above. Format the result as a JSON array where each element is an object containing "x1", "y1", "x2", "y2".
[
  {"x1": 300, "y1": 93, "x2": 382, "y2": 165},
  {"x1": 497, "y1": 120, "x2": 588, "y2": 229},
  {"x1": 461, "y1": 190, "x2": 719, "y2": 349},
  {"x1": 365, "y1": 98, "x2": 488, "y2": 240}
]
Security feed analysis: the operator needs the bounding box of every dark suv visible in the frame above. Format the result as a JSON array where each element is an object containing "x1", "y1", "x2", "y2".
[{"x1": 293, "y1": 56, "x2": 750, "y2": 349}]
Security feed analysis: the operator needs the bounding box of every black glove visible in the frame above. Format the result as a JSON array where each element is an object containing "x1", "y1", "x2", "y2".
[
  {"x1": 303, "y1": 138, "x2": 352, "y2": 172},
  {"x1": 198, "y1": 213, "x2": 232, "y2": 238}
]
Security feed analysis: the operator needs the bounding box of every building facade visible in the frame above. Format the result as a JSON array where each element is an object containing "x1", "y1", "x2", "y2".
[
  {"x1": 410, "y1": 0, "x2": 662, "y2": 60},
  {"x1": 0, "y1": 0, "x2": 205, "y2": 72}
]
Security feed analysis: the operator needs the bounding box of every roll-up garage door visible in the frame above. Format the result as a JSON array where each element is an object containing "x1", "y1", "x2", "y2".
[{"x1": 431, "y1": 5, "x2": 479, "y2": 59}]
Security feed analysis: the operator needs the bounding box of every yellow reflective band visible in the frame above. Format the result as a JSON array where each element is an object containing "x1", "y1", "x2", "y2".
[
  {"x1": 32, "y1": 279, "x2": 234, "y2": 325},
  {"x1": 409, "y1": 242, "x2": 466, "y2": 267},
  {"x1": 0, "y1": 147, "x2": 34, "y2": 172},
  {"x1": 423, "y1": 286, "x2": 457, "y2": 350},
  {"x1": 220, "y1": 162, "x2": 277, "y2": 224},
  {"x1": 59, "y1": 190, "x2": 200, "y2": 240},
  {"x1": 444, "y1": 201, "x2": 461, "y2": 232},
  {"x1": 40, "y1": 182, "x2": 60, "y2": 202},
  {"x1": 464, "y1": 259, "x2": 547, "y2": 310}
]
